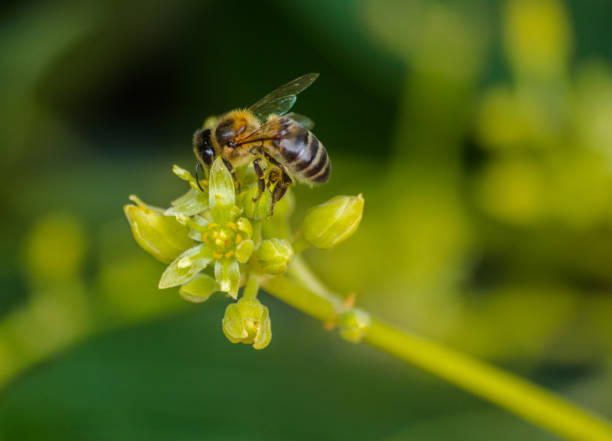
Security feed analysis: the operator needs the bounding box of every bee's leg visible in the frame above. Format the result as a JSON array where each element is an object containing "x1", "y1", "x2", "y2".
[
  {"x1": 270, "y1": 173, "x2": 291, "y2": 216},
  {"x1": 221, "y1": 157, "x2": 240, "y2": 191},
  {"x1": 262, "y1": 152, "x2": 293, "y2": 216},
  {"x1": 252, "y1": 158, "x2": 266, "y2": 202},
  {"x1": 194, "y1": 162, "x2": 205, "y2": 192}
]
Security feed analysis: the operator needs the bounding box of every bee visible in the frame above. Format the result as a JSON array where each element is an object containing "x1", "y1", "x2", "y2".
[{"x1": 193, "y1": 73, "x2": 330, "y2": 214}]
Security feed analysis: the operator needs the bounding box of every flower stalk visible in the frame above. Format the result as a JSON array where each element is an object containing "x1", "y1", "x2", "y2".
[{"x1": 261, "y1": 274, "x2": 612, "y2": 441}]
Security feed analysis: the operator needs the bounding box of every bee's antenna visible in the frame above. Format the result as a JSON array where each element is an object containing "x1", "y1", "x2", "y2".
[{"x1": 195, "y1": 162, "x2": 205, "y2": 192}]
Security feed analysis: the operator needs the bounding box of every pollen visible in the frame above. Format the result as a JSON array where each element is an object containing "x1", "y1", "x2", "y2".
[
  {"x1": 208, "y1": 222, "x2": 218, "y2": 230},
  {"x1": 226, "y1": 221, "x2": 238, "y2": 231},
  {"x1": 213, "y1": 251, "x2": 223, "y2": 260},
  {"x1": 224, "y1": 250, "x2": 234, "y2": 259},
  {"x1": 201, "y1": 232, "x2": 209, "y2": 243},
  {"x1": 235, "y1": 234, "x2": 243, "y2": 244}
]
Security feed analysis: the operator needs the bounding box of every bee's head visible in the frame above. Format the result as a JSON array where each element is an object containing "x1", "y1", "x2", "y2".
[{"x1": 193, "y1": 128, "x2": 216, "y2": 167}]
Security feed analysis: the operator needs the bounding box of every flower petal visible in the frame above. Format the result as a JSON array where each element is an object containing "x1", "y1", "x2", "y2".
[
  {"x1": 214, "y1": 259, "x2": 240, "y2": 299},
  {"x1": 222, "y1": 303, "x2": 248, "y2": 341},
  {"x1": 209, "y1": 158, "x2": 235, "y2": 208},
  {"x1": 172, "y1": 164, "x2": 202, "y2": 190},
  {"x1": 178, "y1": 274, "x2": 219, "y2": 303},
  {"x1": 166, "y1": 189, "x2": 209, "y2": 217},
  {"x1": 253, "y1": 305, "x2": 272, "y2": 350},
  {"x1": 159, "y1": 244, "x2": 213, "y2": 288},
  {"x1": 235, "y1": 239, "x2": 254, "y2": 264}
]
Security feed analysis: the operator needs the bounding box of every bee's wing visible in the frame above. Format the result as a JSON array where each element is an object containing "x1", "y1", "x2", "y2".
[
  {"x1": 285, "y1": 112, "x2": 314, "y2": 130},
  {"x1": 248, "y1": 73, "x2": 319, "y2": 122},
  {"x1": 234, "y1": 116, "x2": 296, "y2": 147}
]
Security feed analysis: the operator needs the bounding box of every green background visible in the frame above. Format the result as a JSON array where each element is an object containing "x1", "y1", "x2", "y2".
[{"x1": 1, "y1": 0, "x2": 612, "y2": 439}]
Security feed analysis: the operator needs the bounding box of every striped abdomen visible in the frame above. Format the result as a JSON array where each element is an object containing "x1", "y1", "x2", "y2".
[{"x1": 268, "y1": 119, "x2": 331, "y2": 184}]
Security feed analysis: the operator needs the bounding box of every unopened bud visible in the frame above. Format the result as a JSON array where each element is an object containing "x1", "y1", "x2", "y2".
[
  {"x1": 338, "y1": 308, "x2": 371, "y2": 343},
  {"x1": 302, "y1": 194, "x2": 364, "y2": 249},
  {"x1": 222, "y1": 297, "x2": 272, "y2": 350},
  {"x1": 238, "y1": 184, "x2": 272, "y2": 220},
  {"x1": 254, "y1": 239, "x2": 293, "y2": 274},
  {"x1": 124, "y1": 197, "x2": 196, "y2": 264}
]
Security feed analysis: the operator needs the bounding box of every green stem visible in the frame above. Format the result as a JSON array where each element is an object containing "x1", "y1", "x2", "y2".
[
  {"x1": 291, "y1": 234, "x2": 311, "y2": 255},
  {"x1": 365, "y1": 321, "x2": 612, "y2": 441},
  {"x1": 287, "y1": 256, "x2": 344, "y2": 311},
  {"x1": 243, "y1": 275, "x2": 260, "y2": 299},
  {"x1": 261, "y1": 274, "x2": 612, "y2": 441}
]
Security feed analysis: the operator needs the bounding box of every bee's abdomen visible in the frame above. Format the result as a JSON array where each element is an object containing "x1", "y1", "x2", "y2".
[{"x1": 279, "y1": 129, "x2": 330, "y2": 184}]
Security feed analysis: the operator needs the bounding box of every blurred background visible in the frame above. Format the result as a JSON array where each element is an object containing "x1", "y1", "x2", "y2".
[{"x1": 1, "y1": 0, "x2": 612, "y2": 439}]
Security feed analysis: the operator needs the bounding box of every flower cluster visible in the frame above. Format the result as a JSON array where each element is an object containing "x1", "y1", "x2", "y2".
[{"x1": 124, "y1": 157, "x2": 364, "y2": 349}]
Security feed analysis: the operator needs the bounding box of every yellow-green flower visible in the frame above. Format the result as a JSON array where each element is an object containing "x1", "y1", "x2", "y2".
[
  {"x1": 222, "y1": 296, "x2": 272, "y2": 350},
  {"x1": 155, "y1": 159, "x2": 255, "y2": 298},
  {"x1": 124, "y1": 144, "x2": 366, "y2": 351}
]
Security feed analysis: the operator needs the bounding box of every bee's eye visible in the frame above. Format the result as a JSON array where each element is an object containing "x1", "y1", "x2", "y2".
[
  {"x1": 202, "y1": 147, "x2": 215, "y2": 167},
  {"x1": 194, "y1": 129, "x2": 216, "y2": 167}
]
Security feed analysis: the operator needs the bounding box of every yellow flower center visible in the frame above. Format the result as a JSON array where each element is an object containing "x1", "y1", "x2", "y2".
[{"x1": 201, "y1": 221, "x2": 244, "y2": 260}]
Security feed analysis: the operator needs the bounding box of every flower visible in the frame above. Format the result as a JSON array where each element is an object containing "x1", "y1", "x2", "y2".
[
  {"x1": 222, "y1": 296, "x2": 272, "y2": 350},
  {"x1": 124, "y1": 148, "x2": 365, "y2": 351},
  {"x1": 157, "y1": 158, "x2": 254, "y2": 298}
]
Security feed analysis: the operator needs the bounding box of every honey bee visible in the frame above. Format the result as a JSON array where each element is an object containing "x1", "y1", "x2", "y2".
[{"x1": 193, "y1": 73, "x2": 330, "y2": 214}]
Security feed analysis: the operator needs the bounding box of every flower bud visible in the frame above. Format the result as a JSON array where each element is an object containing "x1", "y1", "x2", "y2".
[
  {"x1": 124, "y1": 197, "x2": 196, "y2": 264},
  {"x1": 254, "y1": 239, "x2": 293, "y2": 274},
  {"x1": 338, "y1": 308, "x2": 371, "y2": 343},
  {"x1": 235, "y1": 239, "x2": 255, "y2": 264},
  {"x1": 179, "y1": 274, "x2": 219, "y2": 303},
  {"x1": 302, "y1": 194, "x2": 364, "y2": 249},
  {"x1": 237, "y1": 184, "x2": 272, "y2": 220},
  {"x1": 222, "y1": 297, "x2": 272, "y2": 350}
]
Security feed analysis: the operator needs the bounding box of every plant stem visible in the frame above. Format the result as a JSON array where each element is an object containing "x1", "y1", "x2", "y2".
[
  {"x1": 287, "y1": 256, "x2": 344, "y2": 311},
  {"x1": 261, "y1": 272, "x2": 612, "y2": 441},
  {"x1": 243, "y1": 275, "x2": 260, "y2": 299},
  {"x1": 291, "y1": 234, "x2": 311, "y2": 255},
  {"x1": 365, "y1": 321, "x2": 612, "y2": 441}
]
